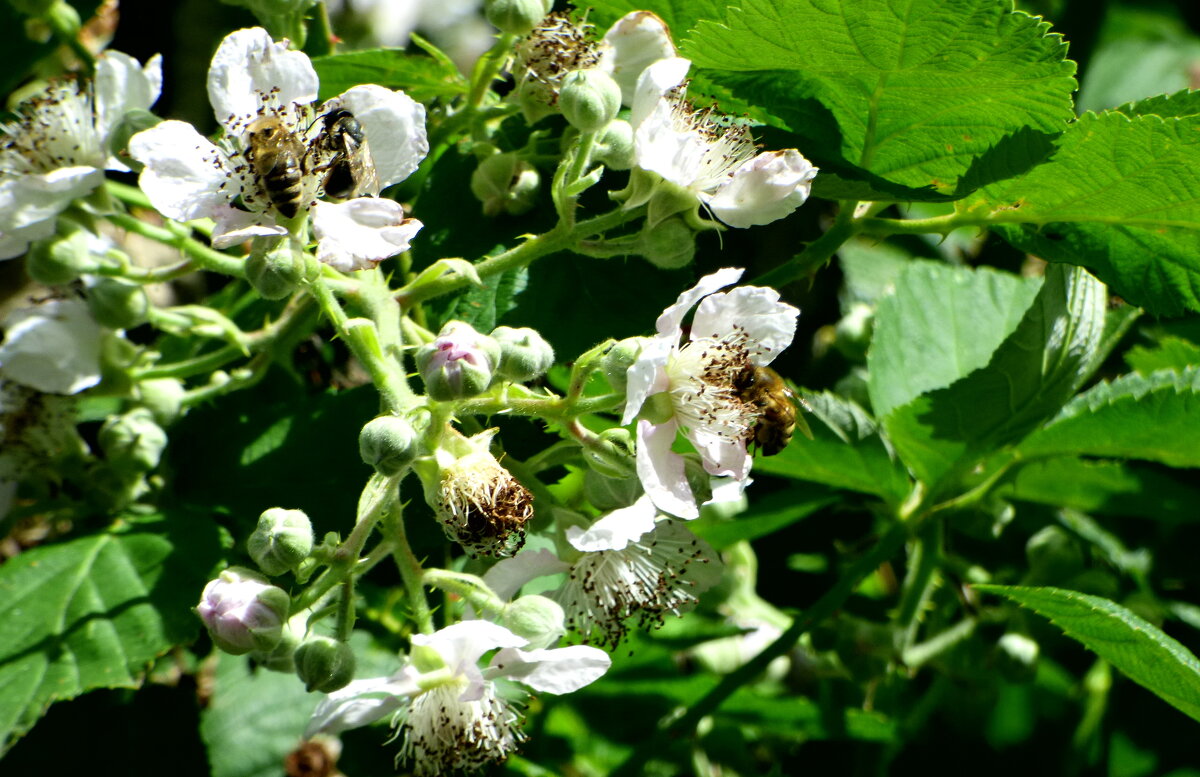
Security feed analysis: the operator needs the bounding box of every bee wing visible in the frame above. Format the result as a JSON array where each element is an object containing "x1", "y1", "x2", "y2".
[
  {"x1": 349, "y1": 138, "x2": 382, "y2": 198},
  {"x1": 782, "y1": 380, "x2": 815, "y2": 441}
]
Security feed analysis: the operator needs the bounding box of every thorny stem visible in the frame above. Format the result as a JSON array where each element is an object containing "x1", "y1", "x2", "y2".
[
  {"x1": 106, "y1": 211, "x2": 246, "y2": 278},
  {"x1": 381, "y1": 491, "x2": 435, "y2": 634},
  {"x1": 753, "y1": 203, "x2": 858, "y2": 288},
  {"x1": 423, "y1": 569, "x2": 505, "y2": 618}
]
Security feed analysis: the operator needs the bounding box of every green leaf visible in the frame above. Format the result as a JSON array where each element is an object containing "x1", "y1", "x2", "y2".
[
  {"x1": 584, "y1": 0, "x2": 729, "y2": 34},
  {"x1": 1000, "y1": 457, "x2": 1200, "y2": 524},
  {"x1": 1125, "y1": 336, "x2": 1200, "y2": 374},
  {"x1": 752, "y1": 390, "x2": 909, "y2": 505},
  {"x1": 312, "y1": 49, "x2": 468, "y2": 103},
  {"x1": 683, "y1": 0, "x2": 1077, "y2": 195},
  {"x1": 976, "y1": 585, "x2": 1200, "y2": 723},
  {"x1": 974, "y1": 111, "x2": 1200, "y2": 316},
  {"x1": 884, "y1": 265, "x2": 1106, "y2": 485},
  {"x1": 868, "y1": 260, "x2": 1042, "y2": 418},
  {"x1": 433, "y1": 262, "x2": 528, "y2": 334},
  {"x1": 1018, "y1": 367, "x2": 1200, "y2": 466},
  {"x1": 837, "y1": 238, "x2": 910, "y2": 308},
  {"x1": 689, "y1": 487, "x2": 836, "y2": 549},
  {"x1": 0, "y1": 513, "x2": 222, "y2": 753}
]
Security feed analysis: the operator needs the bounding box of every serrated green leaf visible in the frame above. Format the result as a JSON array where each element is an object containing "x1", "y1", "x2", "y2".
[
  {"x1": 976, "y1": 585, "x2": 1200, "y2": 723},
  {"x1": 868, "y1": 261, "x2": 1042, "y2": 418},
  {"x1": 312, "y1": 49, "x2": 468, "y2": 103},
  {"x1": 0, "y1": 514, "x2": 222, "y2": 753},
  {"x1": 971, "y1": 111, "x2": 1200, "y2": 316},
  {"x1": 1000, "y1": 457, "x2": 1200, "y2": 524},
  {"x1": 884, "y1": 265, "x2": 1106, "y2": 486},
  {"x1": 584, "y1": 0, "x2": 728, "y2": 33},
  {"x1": 1126, "y1": 336, "x2": 1200, "y2": 374},
  {"x1": 751, "y1": 390, "x2": 909, "y2": 505},
  {"x1": 433, "y1": 264, "x2": 528, "y2": 334},
  {"x1": 682, "y1": 0, "x2": 1076, "y2": 195},
  {"x1": 1018, "y1": 367, "x2": 1200, "y2": 466},
  {"x1": 1117, "y1": 90, "x2": 1200, "y2": 120}
]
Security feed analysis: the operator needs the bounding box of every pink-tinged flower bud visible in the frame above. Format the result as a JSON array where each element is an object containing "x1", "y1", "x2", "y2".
[
  {"x1": 295, "y1": 636, "x2": 357, "y2": 692},
  {"x1": 196, "y1": 567, "x2": 290, "y2": 655},
  {"x1": 415, "y1": 321, "x2": 501, "y2": 401}
]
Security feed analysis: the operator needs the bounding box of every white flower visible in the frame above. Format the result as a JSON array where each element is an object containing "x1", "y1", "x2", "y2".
[
  {"x1": 129, "y1": 27, "x2": 428, "y2": 270},
  {"x1": 485, "y1": 496, "x2": 721, "y2": 649},
  {"x1": 596, "y1": 11, "x2": 677, "y2": 105},
  {"x1": 621, "y1": 268, "x2": 798, "y2": 518},
  {"x1": 306, "y1": 620, "x2": 609, "y2": 775},
  {"x1": 0, "y1": 51, "x2": 162, "y2": 259},
  {"x1": 0, "y1": 298, "x2": 103, "y2": 395},
  {"x1": 630, "y1": 58, "x2": 817, "y2": 228}
]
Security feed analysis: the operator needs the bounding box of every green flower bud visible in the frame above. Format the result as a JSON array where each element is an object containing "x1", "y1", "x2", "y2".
[
  {"x1": 295, "y1": 636, "x2": 357, "y2": 693},
  {"x1": 601, "y1": 337, "x2": 644, "y2": 393},
  {"x1": 583, "y1": 468, "x2": 643, "y2": 511},
  {"x1": 251, "y1": 618, "x2": 302, "y2": 672},
  {"x1": 136, "y1": 377, "x2": 186, "y2": 426},
  {"x1": 196, "y1": 567, "x2": 290, "y2": 655},
  {"x1": 359, "y1": 414, "x2": 420, "y2": 475},
  {"x1": 582, "y1": 427, "x2": 636, "y2": 479},
  {"x1": 636, "y1": 217, "x2": 695, "y2": 269},
  {"x1": 245, "y1": 242, "x2": 305, "y2": 300},
  {"x1": 994, "y1": 632, "x2": 1039, "y2": 684},
  {"x1": 410, "y1": 643, "x2": 445, "y2": 673},
  {"x1": 86, "y1": 276, "x2": 149, "y2": 330},
  {"x1": 502, "y1": 594, "x2": 565, "y2": 650},
  {"x1": 593, "y1": 119, "x2": 635, "y2": 171},
  {"x1": 470, "y1": 153, "x2": 541, "y2": 217},
  {"x1": 99, "y1": 408, "x2": 167, "y2": 475},
  {"x1": 108, "y1": 109, "x2": 161, "y2": 173},
  {"x1": 491, "y1": 325, "x2": 554, "y2": 382},
  {"x1": 415, "y1": 321, "x2": 501, "y2": 401},
  {"x1": 249, "y1": 507, "x2": 314, "y2": 576},
  {"x1": 558, "y1": 68, "x2": 621, "y2": 133},
  {"x1": 25, "y1": 220, "x2": 105, "y2": 285},
  {"x1": 485, "y1": 0, "x2": 551, "y2": 35}
]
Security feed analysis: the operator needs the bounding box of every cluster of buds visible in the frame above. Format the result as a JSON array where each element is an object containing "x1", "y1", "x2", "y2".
[{"x1": 415, "y1": 320, "x2": 554, "y2": 400}]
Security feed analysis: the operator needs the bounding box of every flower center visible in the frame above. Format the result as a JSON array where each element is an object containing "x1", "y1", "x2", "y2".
[
  {"x1": 516, "y1": 12, "x2": 601, "y2": 103},
  {"x1": 664, "y1": 327, "x2": 759, "y2": 445},
  {"x1": 398, "y1": 681, "x2": 525, "y2": 777},
  {"x1": 0, "y1": 82, "x2": 103, "y2": 175},
  {"x1": 664, "y1": 86, "x2": 758, "y2": 191}
]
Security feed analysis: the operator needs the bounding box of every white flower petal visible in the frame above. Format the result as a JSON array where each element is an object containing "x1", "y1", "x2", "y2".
[
  {"x1": 207, "y1": 28, "x2": 318, "y2": 128},
  {"x1": 636, "y1": 419, "x2": 698, "y2": 519},
  {"x1": 1, "y1": 167, "x2": 103, "y2": 231},
  {"x1": 313, "y1": 199, "x2": 422, "y2": 271},
  {"x1": 633, "y1": 98, "x2": 709, "y2": 190},
  {"x1": 490, "y1": 645, "x2": 611, "y2": 694},
  {"x1": 691, "y1": 286, "x2": 799, "y2": 366},
  {"x1": 655, "y1": 267, "x2": 744, "y2": 337},
  {"x1": 304, "y1": 670, "x2": 420, "y2": 737},
  {"x1": 566, "y1": 495, "x2": 658, "y2": 552},
  {"x1": 334, "y1": 84, "x2": 428, "y2": 188},
  {"x1": 631, "y1": 56, "x2": 689, "y2": 130},
  {"x1": 94, "y1": 51, "x2": 163, "y2": 149},
  {"x1": 621, "y1": 334, "x2": 671, "y2": 424},
  {"x1": 0, "y1": 217, "x2": 55, "y2": 260},
  {"x1": 0, "y1": 299, "x2": 102, "y2": 394},
  {"x1": 484, "y1": 548, "x2": 570, "y2": 601},
  {"x1": 599, "y1": 11, "x2": 677, "y2": 106},
  {"x1": 130, "y1": 120, "x2": 236, "y2": 223},
  {"x1": 414, "y1": 620, "x2": 528, "y2": 674},
  {"x1": 210, "y1": 208, "x2": 287, "y2": 248},
  {"x1": 688, "y1": 425, "x2": 751, "y2": 480},
  {"x1": 703, "y1": 149, "x2": 818, "y2": 228}
]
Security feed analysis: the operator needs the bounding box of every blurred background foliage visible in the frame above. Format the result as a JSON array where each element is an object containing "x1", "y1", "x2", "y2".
[{"x1": 4, "y1": 0, "x2": 1200, "y2": 775}]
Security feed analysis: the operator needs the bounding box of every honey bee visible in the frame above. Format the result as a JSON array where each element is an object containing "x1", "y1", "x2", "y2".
[
  {"x1": 313, "y1": 108, "x2": 380, "y2": 199},
  {"x1": 737, "y1": 366, "x2": 811, "y2": 456},
  {"x1": 244, "y1": 115, "x2": 307, "y2": 219}
]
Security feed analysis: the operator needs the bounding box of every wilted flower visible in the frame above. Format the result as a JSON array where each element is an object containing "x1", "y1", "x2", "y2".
[
  {"x1": 629, "y1": 58, "x2": 817, "y2": 228},
  {"x1": 485, "y1": 496, "x2": 721, "y2": 649},
  {"x1": 306, "y1": 620, "x2": 610, "y2": 776},
  {"x1": 622, "y1": 268, "x2": 798, "y2": 518},
  {"x1": 129, "y1": 27, "x2": 427, "y2": 271},
  {"x1": 0, "y1": 51, "x2": 162, "y2": 258}
]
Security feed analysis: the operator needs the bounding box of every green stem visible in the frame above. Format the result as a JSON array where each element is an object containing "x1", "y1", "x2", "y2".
[
  {"x1": 901, "y1": 617, "x2": 977, "y2": 669},
  {"x1": 467, "y1": 33, "x2": 517, "y2": 109},
  {"x1": 895, "y1": 524, "x2": 942, "y2": 654},
  {"x1": 610, "y1": 520, "x2": 911, "y2": 777},
  {"x1": 857, "y1": 212, "x2": 974, "y2": 237},
  {"x1": 381, "y1": 494, "x2": 434, "y2": 634},
  {"x1": 106, "y1": 211, "x2": 245, "y2": 277},
  {"x1": 423, "y1": 569, "x2": 505, "y2": 617},
  {"x1": 753, "y1": 203, "x2": 859, "y2": 288}
]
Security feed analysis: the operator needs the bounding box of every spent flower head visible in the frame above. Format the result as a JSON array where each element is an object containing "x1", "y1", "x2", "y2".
[{"x1": 622, "y1": 268, "x2": 798, "y2": 518}]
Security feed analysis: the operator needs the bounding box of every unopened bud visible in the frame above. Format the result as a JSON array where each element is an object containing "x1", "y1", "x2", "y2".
[
  {"x1": 484, "y1": 0, "x2": 551, "y2": 35},
  {"x1": 637, "y1": 217, "x2": 695, "y2": 269},
  {"x1": 245, "y1": 243, "x2": 305, "y2": 300},
  {"x1": 295, "y1": 636, "x2": 357, "y2": 693},
  {"x1": 359, "y1": 414, "x2": 420, "y2": 475},
  {"x1": 98, "y1": 408, "x2": 167, "y2": 475},
  {"x1": 252, "y1": 619, "x2": 302, "y2": 672},
  {"x1": 559, "y1": 69, "x2": 621, "y2": 133},
  {"x1": 86, "y1": 276, "x2": 149, "y2": 330},
  {"x1": 503, "y1": 595, "x2": 565, "y2": 650},
  {"x1": 470, "y1": 153, "x2": 540, "y2": 217},
  {"x1": 249, "y1": 507, "x2": 314, "y2": 576},
  {"x1": 415, "y1": 321, "x2": 500, "y2": 401},
  {"x1": 136, "y1": 377, "x2": 186, "y2": 426},
  {"x1": 196, "y1": 567, "x2": 290, "y2": 655},
  {"x1": 583, "y1": 427, "x2": 635, "y2": 479},
  {"x1": 25, "y1": 221, "x2": 105, "y2": 285},
  {"x1": 593, "y1": 119, "x2": 635, "y2": 170},
  {"x1": 600, "y1": 337, "x2": 644, "y2": 393},
  {"x1": 491, "y1": 326, "x2": 554, "y2": 382}
]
